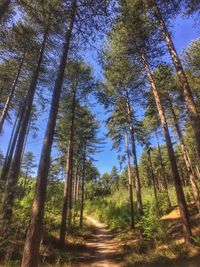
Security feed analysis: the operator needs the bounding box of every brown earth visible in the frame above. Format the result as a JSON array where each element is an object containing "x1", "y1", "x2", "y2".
[{"x1": 76, "y1": 216, "x2": 124, "y2": 267}]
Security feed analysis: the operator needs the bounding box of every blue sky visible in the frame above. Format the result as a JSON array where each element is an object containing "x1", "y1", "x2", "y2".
[{"x1": 0, "y1": 13, "x2": 199, "y2": 175}]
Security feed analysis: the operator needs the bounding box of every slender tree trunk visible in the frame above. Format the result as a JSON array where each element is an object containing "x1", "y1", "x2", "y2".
[
  {"x1": 125, "y1": 89, "x2": 143, "y2": 216},
  {"x1": 168, "y1": 98, "x2": 200, "y2": 213},
  {"x1": 21, "y1": 3, "x2": 76, "y2": 265},
  {"x1": 73, "y1": 158, "x2": 79, "y2": 225},
  {"x1": 7, "y1": 111, "x2": 21, "y2": 159},
  {"x1": 0, "y1": 102, "x2": 25, "y2": 186},
  {"x1": 0, "y1": 0, "x2": 10, "y2": 22},
  {"x1": 155, "y1": 129, "x2": 171, "y2": 208},
  {"x1": 76, "y1": 171, "x2": 80, "y2": 204},
  {"x1": 196, "y1": 166, "x2": 200, "y2": 180},
  {"x1": 141, "y1": 52, "x2": 192, "y2": 244},
  {"x1": 21, "y1": 119, "x2": 31, "y2": 193},
  {"x1": 20, "y1": 118, "x2": 31, "y2": 168},
  {"x1": 147, "y1": 148, "x2": 160, "y2": 215},
  {"x1": 153, "y1": 0, "x2": 200, "y2": 160},
  {"x1": 0, "y1": 52, "x2": 25, "y2": 133},
  {"x1": 125, "y1": 131, "x2": 135, "y2": 229},
  {"x1": 68, "y1": 145, "x2": 74, "y2": 226},
  {"x1": 80, "y1": 144, "x2": 86, "y2": 228},
  {"x1": 1, "y1": 30, "x2": 48, "y2": 224},
  {"x1": 60, "y1": 81, "x2": 77, "y2": 245},
  {"x1": 0, "y1": 111, "x2": 20, "y2": 208}
]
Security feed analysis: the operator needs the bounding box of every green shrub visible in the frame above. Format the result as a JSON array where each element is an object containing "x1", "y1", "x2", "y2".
[
  {"x1": 140, "y1": 203, "x2": 167, "y2": 242},
  {"x1": 85, "y1": 189, "x2": 137, "y2": 228}
]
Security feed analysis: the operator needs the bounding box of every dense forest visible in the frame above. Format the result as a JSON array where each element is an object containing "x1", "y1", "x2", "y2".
[{"x1": 0, "y1": 0, "x2": 200, "y2": 266}]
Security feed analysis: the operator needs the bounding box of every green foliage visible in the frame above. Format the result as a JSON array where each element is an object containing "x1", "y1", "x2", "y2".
[
  {"x1": 15, "y1": 177, "x2": 36, "y2": 224},
  {"x1": 140, "y1": 203, "x2": 167, "y2": 242},
  {"x1": 157, "y1": 190, "x2": 172, "y2": 214},
  {"x1": 85, "y1": 188, "x2": 134, "y2": 228}
]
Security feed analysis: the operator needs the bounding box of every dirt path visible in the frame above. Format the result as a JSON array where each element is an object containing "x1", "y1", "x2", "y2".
[{"x1": 76, "y1": 216, "x2": 124, "y2": 267}]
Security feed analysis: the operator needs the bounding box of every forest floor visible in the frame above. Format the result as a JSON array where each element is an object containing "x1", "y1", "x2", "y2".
[
  {"x1": 69, "y1": 206, "x2": 200, "y2": 267},
  {"x1": 1, "y1": 205, "x2": 200, "y2": 266},
  {"x1": 114, "y1": 204, "x2": 200, "y2": 267},
  {"x1": 4, "y1": 205, "x2": 199, "y2": 266},
  {"x1": 76, "y1": 216, "x2": 124, "y2": 267}
]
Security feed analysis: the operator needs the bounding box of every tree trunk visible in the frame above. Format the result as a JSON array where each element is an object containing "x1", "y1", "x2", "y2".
[
  {"x1": 125, "y1": 89, "x2": 143, "y2": 216},
  {"x1": 168, "y1": 97, "x2": 200, "y2": 213},
  {"x1": 21, "y1": 120, "x2": 31, "y2": 193},
  {"x1": 125, "y1": 131, "x2": 135, "y2": 229},
  {"x1": 141, "y1": 52, "x2": 192, "y2": 244},
  {"x1": 0, "y1": 111, "x2": 20, "y2": 208},
  {"x1": 0, "y1": 101, "x2": 26, "y2": 195},
  {"x1": 73, "y1": 158, "x2": 79, "y2": 225},
  {"x1": 60, "y1": 80, "x2": 77, "y2": 245},
  {"x1": 80, "y1": 144, "x2": 86, "y2": 228},
  {"x1": 147, "y1": 148, "x2": 160, "y2": 215},
  {"x1": 155, "y1": 129, "x2": 171, "y2": 208},
  {"x1": 196, "y1": 166, "x2": 200, "y2": 180},
  {"x1": 0, "y1": 52, "x2": 25, "y2": 133},
  {"x1": 0, "y1": 0, "x2": 11, "y2": 22},
  {"x1": 153, "y1": 0, "x2": 200, "y2": 160},
  {"x1": 1, "y1": 29, "x2": 48, "y2": 224},
  {"x1": 21, "y1": 2, "x2": 76, "y2": 265}
]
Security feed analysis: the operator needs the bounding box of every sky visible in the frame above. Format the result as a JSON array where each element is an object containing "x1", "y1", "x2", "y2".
[{"x1": 0, "y1": 13, "x2": 200, "y2": 176}]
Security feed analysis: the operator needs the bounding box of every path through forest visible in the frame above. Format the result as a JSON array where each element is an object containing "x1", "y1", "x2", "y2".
[
  {"x1": 75, "y1": 214, "x2": 200, "y2": 267},
  {"x1": 77, "y1": 216, "x2": 124, "y2": 267}
]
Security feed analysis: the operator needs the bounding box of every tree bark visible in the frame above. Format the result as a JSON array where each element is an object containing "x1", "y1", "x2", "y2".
[
  {"x1": 0, "y1": 107, "x2": 21, "y2": 182},
  {"x1": 168, "y1": 97, "x2": 200, "y2": 213},
  {"x1": 73, "y1": 158, "x2": 79, "y2": 225},
  {"x1": 196, "y1": 166, "x2": 200, "y2": 180},
  {"x1": 0, "y1": 52, "x2": 25, "y2": 133},
  {"x1": 125, "y1": 89, "x2": 143, "y2": 216},
  {"x1": 147, "y1": 148, "x2": 160, "y2": 215},
  {"x1": 0, "y1": 99, "x2": 26, "y2": 201},
  {"x1": 1, "y1": 29, "x2": 48, "y2": 224},
  {"x1": 21, "y1": 119, "x2": 31, "y2": 193},
  {"x1": 152, "y1": 0, "x2": 200, "y2": 160},
  {"x1": 141, "y1": 52, "x2": 192, "y2": 244},
  {"x1": 155, "y1": 129, "x2": 171, "y2": 208},
  {"x1": 80, "y1": 143, "x2": 86, "y2": 228},
  {"x1": 0, "y1": 111, "x2": 20, "y2": 209},
  {"x1": 0, "y1": 0, "x2": 11, "y2": 22},
  {"x1": 21, "y1": 2, "x2": 76, "y2": 265},
  {"x1": 125, "y1": 131, "x2": 135, "y2": 229},
  {"x1": 60, "y1": 80, "x2": 77, "y2": 245}
]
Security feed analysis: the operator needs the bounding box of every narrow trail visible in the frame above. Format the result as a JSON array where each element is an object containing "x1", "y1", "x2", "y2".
[{"x1": 76, "y1": 216, "x2": 124, "y2": 267}]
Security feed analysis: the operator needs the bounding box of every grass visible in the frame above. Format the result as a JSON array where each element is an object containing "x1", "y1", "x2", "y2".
[
  {"x1": 115, "y1": 206, "x2": 200, "y2": 267},
  {"x1": 85, "y1": 185, "x2": 200, "y2": 266}
]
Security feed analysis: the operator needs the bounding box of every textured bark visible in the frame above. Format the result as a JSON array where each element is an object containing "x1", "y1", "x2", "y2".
[
  {"x1": 1, "y1": 30, "x2": 48, "y2": 223},
  {"x1": 147, "y1": 148, "x2": 160, "y2": 215},
  {"x1": 21, "y1": 2, "x2": 76, "y2": 265},
  {"x1": 125, "y1": 131, "x2": 135, "y2": 229},
  {"x1": 155, "y1": 129, "x2": 171, "y2": 208},
  {"x1": 0, "y1": 52, "x2": 25, "y2": 133},
  {"x1": 0, "y1": 111, "x2": 20, "y2": 208},
  {"x1": 196, "y1": 166, "x2": 200, "y2": 180},
  {"x1": 73, "y1": 158, "x2": 79, "y2": 224},
  {"x1": 0, "y1": 99, "x2": 26, "y2": 188},
  {"x1": 141, "y1": 53, "x2": 192, "y2": 244},
  {"x1": 21, "y1": 120, "x2": 31, "y2": 192},
  {"x1": 125, "y1": 89, "x2": 143, "y2": 216},
  {"x1": 153, "y1": 0, "x2": 200, "y2": 160},
  {"x1": 60, "y1": 81, "x2": 77, "y2": 245},
  {"x1": 0, "y1": 0, "x2": 11, "y2": 21},
  {"x1": 168, "y1": 98, "x2": 200, "y2": 213},
  {"x1": 80, "y1": 144, "x2": 86, "y2": 228}
]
